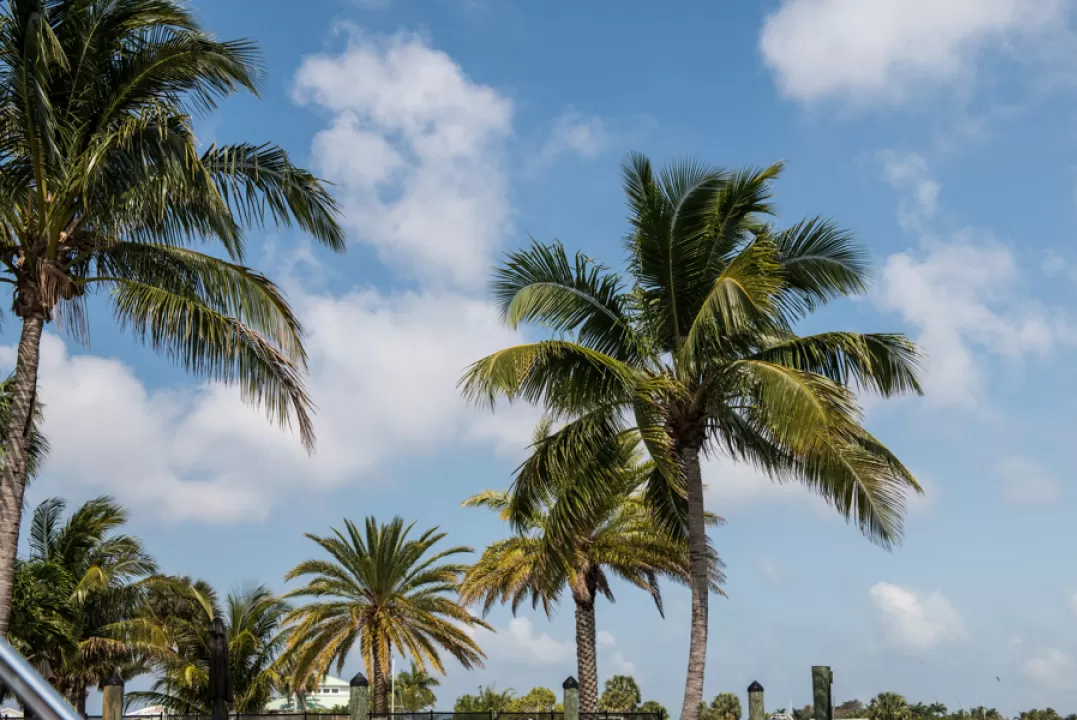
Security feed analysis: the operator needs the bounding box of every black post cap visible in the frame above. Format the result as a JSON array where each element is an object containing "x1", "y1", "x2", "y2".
[
  {"x1": 103, "y1": 674, "x2": 124, "y2": 687},
  {"x1": 748, "y1": 681, "x2": 764, "y2": 693},
  {"x1": 562, "y1": 677, "x2": 579, "y2": 690},
  {"x1": 350, "y1": 673, "x2": 369, "y2": 687}
]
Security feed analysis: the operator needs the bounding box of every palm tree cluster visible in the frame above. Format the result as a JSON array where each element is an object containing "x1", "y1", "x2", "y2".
[
  {"x1": 0, "y1": 1, "x2": 931, "y2": 716},
  {"x1": 461, "y1": 155, "x2": 924, "y2": 718}
]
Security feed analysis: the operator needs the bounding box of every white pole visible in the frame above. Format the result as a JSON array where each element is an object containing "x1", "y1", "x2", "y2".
[{"x1": 391, "y1": 658, "x2": 396, "y2": 714}]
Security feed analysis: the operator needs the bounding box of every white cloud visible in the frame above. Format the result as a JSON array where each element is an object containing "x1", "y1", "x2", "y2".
[
  {"x1": 998, "y1": 455, "x2": 1062, "y2": 507},
  {"x1": 594, "y1": 630, "x2": 636, "y2": 675},
  {"x1": 760, "y1": 0, "x2": 1069, "y2": 103},
  {"x1": 537, "y1": 110, "x2": 610, "y2": 165},
  {"x1": 878, "y1": 151, "x2": 941, "y2": 231},
  {"x1": 1025, "y1": 648, "x2": 1076, "y2": 689},
  {"x1": 21, "y1": 290, "x2": 538, "y2": 524},
  {"x1": 875, "y1": 154, "x2": 1063, "y2": 408},
  {"x1": 869, "y1": 582, "x2": 965, "y2": 650},
  {"x1": 470, "y1": 617, "x2": 573, "y2": 668},
  {"x1": 293, "y1": 28, "x2": 513, "y2": 288}
]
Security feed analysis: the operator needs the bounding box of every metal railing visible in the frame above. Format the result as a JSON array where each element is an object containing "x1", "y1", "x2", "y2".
[{"x1": 0, "y1": 638, "x2": 83, "y2": 720}]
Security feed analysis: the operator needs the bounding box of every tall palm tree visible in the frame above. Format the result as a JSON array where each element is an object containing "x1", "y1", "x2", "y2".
[
  {"x1": 130, "y1": 582, "x2": 290, "y2": 713},
  {"x1": 460, "y1": 155, "x2": 924, "y2": 720},
  {"x1": 283, "y1": 517, "x2": 489, "y2": 714},
  {"x1": 0, "y1": 0, "x2": 345, "y2": 635},
  {"x1": 460, "y1": 422, "x2": 724, "y2": 714},
  {"x1": 9, "y1": 496, "x2": 158, "y2": 713}
]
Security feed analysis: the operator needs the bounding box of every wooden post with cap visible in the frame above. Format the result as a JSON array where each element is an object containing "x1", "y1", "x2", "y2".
[
  {"x1": 350, "y1": 672, "x2": 370, "y2": 720},
  {"x1": 102, "y1": 674, "x2": 124, "y2": 720},
  {"x1": 563, "y1": 677, "x2": 580, "y2": 720},
  {"x1": 748, "y1": 681, "x2": 765, "y2": 720}
]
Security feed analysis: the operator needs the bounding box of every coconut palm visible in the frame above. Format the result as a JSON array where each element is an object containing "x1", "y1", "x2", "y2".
[
  {"x1": 9, "y1": 496, "x2": 159, "y2": 713},
  {"x1": 460, "y1": 421, "x2": 723, "y2": 714},
  {"x1": 394, "y1": 661, "x2": 440, "y2": 712},
  {"x1": 130, "y1": 583, "x2": 290, "y2": 713},
  {"x1": 460, "y1": 155, "x2": 924, "y2": 719},
  {"x1": 283, "y1": 516, "x2": 489, "y2": 714},
  {"x1": 0, "y1": 0, "x2": 345, "y2": 635}
]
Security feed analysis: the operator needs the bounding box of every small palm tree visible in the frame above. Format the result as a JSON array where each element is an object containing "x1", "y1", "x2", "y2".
[
  {"x1": 9, "y1": 496, "x2": 157, "y2": 714},
  {"x1": 0, "y1": 0, "x2": 345, "y2": 636},
  {"x1": 461, "y1": 155, "x2": 923, "y2": 719},
  {"x1": 868, "y1": 693, "x2": 912, "y2": 720},
  {"x1": 394, "y1": 662, "x2": 440, "y2": 712},
  {"x1": 283, "y1": 517, "x2": 489, "y2": 713},
  {"x1": 130, "y1": 583, "x2": 290, "y2": 713},
  {"x1": 460, "y1": 422, "x2": 723, "y2": 714},
  {"x1": 599, "y1": 675, "x2": 641, "y2": 712}
]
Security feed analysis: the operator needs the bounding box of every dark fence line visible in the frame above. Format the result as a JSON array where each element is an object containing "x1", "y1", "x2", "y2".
[{"x1": 81, "y1": 712, "x2": 654, "y2": 720}]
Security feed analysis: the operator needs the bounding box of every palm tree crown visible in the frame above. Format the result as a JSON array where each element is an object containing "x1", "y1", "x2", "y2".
[
  {"x1": 0, "y1": 0, "x2": 345, "y2": 635},
  {"x1": 10, "y1": 496, "x2": 157, "y2": 713},
  {"x1": 283, "y1": 516, "x2": 489, "y2": 714},
  {"x1": 131, "y1": 582, "x2": 290, "y2": 714},
  {"x1": 461, "y1": 155, "x2": 924, "y2": 720}
]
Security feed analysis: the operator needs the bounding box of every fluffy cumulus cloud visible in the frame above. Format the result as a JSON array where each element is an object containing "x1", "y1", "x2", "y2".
[
  {"x1": 760, "y1": 0, "x2": 1070, "y2": 103},
  {"x1": 17, "y1": 291, "x2": 538, "y2": 524},
  {"x1": 875, "y1": 153, "x2": 1064, "y2": 407},
  {"x1": 869, "y1": 582, "x2": 965, "y2": 650},
  {"x1": 1025, "y1": 648, "x2": 1076, "y2": 689},
  {"x1": 998, "y1": 455, "x2": 1062, "y2": 507},
  {"x1": 293, "y1": 28, "x2": 514, "y2": 288}
]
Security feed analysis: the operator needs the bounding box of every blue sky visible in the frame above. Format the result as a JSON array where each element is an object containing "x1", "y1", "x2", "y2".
[{"x1": 12, "y1": 0, "x2": 1077, "y2": 715}]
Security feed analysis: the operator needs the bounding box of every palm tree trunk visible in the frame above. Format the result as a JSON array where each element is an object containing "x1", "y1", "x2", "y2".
[
  {"x1": 371, "y1": 639, "x2": 391, "y2": 714},
  {"x1": 678, "y1": 445, "x2": 708, "y2": 720},
  {"x1": 0, "y1": 315, "x2": 44, "y2": 636},
  {"x1": 574, "y1": 595, "x2": 599, "y2": 714}
]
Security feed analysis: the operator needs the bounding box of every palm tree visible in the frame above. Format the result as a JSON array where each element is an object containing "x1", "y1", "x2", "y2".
[
  {"x1": 460, "y1": 422, "x2": 723, "y2": 714},
  {"x1": 283, "y1": 516, "x2": 489, "y2": 714},
  {"x1": 599, "y1": 675, "x2": 641, "y2": 712},
  {"x1": 130, "y1": 583, "x2": 290, "y2": 713},
  {"x1": 868, "y1": 694, "x2": 912, "y2": 720},
  {"x1": 394, "y1": 662, "x2": 440, "y2": 712},
  {"x1": 703, "y1": 694, "x2": 742, "y2": 720},
  {"x1": 0, "y1": 0, "x2": 345, "y2": 635},
  {"x1": 454, "y1": 686, "x2": 517, "y2": 714},
  {"x1": 9, "y1": 496, "x2": 158, "y2": 713},
  {"x1": 460, "y1": 155, "x2": 924, "y2": 719}
]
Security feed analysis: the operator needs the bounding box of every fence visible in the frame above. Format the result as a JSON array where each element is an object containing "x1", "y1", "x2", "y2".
[{"x1": 370, "y1": 713, "x2": 567, "y2": 720}]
